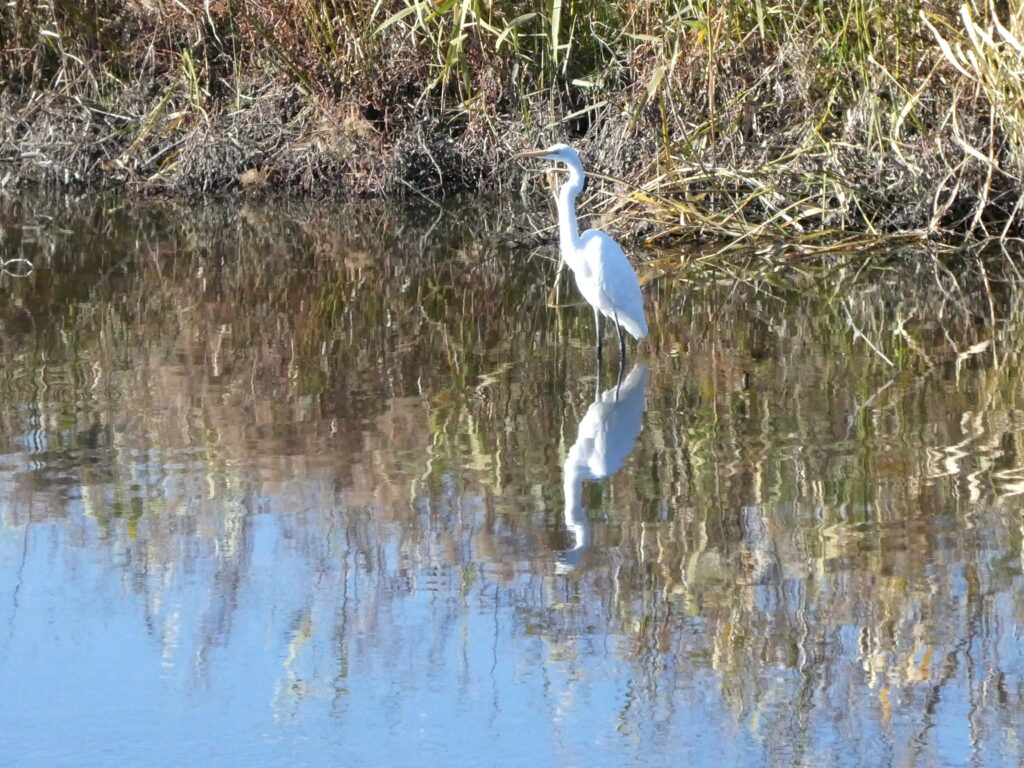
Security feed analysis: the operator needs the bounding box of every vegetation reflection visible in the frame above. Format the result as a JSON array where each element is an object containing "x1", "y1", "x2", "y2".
[{"x1": 1, "y1": 194, "x2": 1024, "y2": 762}]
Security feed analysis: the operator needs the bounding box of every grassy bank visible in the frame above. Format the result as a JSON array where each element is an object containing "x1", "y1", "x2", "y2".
[{"x1": 1, "y1": 1, "x2": 1022, "y2": 240}]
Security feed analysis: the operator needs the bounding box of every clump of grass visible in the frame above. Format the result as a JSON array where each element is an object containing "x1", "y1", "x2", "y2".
[
  {"x1": 587, "y1": 0, "x2": 1021, "y2": 242},
  {"x1": 923, "y1": 2, "x2": 1024, "y2": 238}
]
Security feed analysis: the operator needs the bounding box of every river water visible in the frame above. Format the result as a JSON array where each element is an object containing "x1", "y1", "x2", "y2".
[{"x1": 1, "y1": 193, "x2": 1023, "y2": 767}]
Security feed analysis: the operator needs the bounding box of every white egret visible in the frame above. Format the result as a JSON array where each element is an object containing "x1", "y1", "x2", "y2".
[{"x1": 518, "y1": 143, "x2": 648, "y2": 364}]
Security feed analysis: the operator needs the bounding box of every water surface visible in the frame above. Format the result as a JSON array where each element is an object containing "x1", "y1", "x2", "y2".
[{"x1": 1, "y1": 194, "x2": 1023, "y2": 767}]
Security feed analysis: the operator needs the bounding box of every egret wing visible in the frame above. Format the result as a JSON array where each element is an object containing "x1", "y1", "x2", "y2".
[{"x1": 581, "y1": 230, "x2": 648, "y2": 339}]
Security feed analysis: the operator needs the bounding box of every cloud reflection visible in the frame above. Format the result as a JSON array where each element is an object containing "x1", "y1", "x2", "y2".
[{"x1": 560, "y1": 365, "x2": 649, "y2": 571}]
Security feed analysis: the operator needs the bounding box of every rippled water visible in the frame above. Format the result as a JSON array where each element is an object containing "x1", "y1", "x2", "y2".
[{"x1": 2, "y1": 193, "x2": 1024, "y2": 767}]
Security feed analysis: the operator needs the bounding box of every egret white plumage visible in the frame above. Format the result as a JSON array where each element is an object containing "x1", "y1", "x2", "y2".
[{"x1": 518, "y1": 143, "x2": 648, "y2": 364}]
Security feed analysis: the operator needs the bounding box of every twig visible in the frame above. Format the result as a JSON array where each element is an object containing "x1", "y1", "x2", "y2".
[{"x1": 843, "y1": 301, "x2": 895, "y2": 367}]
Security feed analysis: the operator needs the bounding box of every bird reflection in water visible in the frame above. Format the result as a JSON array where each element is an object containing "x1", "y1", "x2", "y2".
[{"x1": 559, "y1": 365, "x2": 650, "y2": 572}]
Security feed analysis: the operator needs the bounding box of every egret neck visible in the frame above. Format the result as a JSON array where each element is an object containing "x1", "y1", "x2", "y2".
[{"x1": 555, "y1": 161, "x2": 586, "y2": 269}]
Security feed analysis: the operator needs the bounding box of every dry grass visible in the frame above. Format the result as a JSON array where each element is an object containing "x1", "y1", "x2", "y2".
[{"x1": 0, "y1": 1, "x2": 1022, "y2": 241}]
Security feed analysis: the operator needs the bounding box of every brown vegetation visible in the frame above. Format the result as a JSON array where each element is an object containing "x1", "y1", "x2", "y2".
[{"x1": 1, "y1": 1, "x2": 1023, "y2": 240}]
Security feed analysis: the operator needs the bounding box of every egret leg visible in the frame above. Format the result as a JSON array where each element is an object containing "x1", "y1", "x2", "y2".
[{"x1": 594, "y1": 307, "x2": 603, "y2": 367}]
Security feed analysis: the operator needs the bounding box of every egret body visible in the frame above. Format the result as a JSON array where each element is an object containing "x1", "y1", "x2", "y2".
[{"x1": 519, "y1": 144, "x2": 648, "y2": 363}]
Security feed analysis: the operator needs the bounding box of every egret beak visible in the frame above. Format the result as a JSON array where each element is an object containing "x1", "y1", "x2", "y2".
[{"x1": 516, "y1": 149, "x2": 551, "y2": 159}]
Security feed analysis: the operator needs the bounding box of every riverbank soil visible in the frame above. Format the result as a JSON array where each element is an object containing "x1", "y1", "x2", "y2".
[{"x1": 2, "y1": 1, "x2": 1022, "y2": 239}]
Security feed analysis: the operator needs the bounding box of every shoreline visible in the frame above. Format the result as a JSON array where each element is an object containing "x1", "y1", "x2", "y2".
[{"x1": 2, "y1": 1, "x2": 1022, "y2": 242}]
